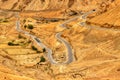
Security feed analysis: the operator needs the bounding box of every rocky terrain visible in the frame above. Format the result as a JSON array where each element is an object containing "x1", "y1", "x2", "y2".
[
  {"x1": 87, "y1": 5, "x2": 120, "y2": 29},
  {"x1": 1, "y1": 0, "x2": 120, "y2": 17},
  {"x1": 1, "y1": 0, "x2": 120, "y2": 80}
]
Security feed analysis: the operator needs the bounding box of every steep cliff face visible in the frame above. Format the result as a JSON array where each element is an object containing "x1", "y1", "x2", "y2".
[{"x1": 0, "y1": 0, "x2": 120, "y2": 12}]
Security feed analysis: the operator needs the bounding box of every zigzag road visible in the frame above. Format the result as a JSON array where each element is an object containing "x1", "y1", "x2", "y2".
[{"x1": 0, "y1": 9, "x2": 96, "y2": 64}]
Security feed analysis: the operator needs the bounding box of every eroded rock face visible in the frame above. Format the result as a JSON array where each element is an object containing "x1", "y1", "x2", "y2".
[
  {"x1": 1, "y1": 0, "x2": 120, "y2": 18},
  {"x1": 0, "y1": 0, "x2": 120, "y2": 11}
]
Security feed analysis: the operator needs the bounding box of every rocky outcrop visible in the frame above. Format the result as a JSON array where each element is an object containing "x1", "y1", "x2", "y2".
[{"x1": 0, "y1": 0, "x2": 120, "y2": 12}]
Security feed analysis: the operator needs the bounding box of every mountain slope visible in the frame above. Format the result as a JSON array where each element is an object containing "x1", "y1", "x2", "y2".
[
  {"x1": 88, "y1": 5, "x2": 120, "y2": 29},
  {"x1": 0, "y1": 0, "x2": 120, "y2": 12}
]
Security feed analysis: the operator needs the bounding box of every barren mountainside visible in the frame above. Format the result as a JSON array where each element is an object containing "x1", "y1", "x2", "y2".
[
  {"x1": 1, "y1": 0, "x2": 120, "y2": 80},
  {"x1": 88, "y1": 5, "x2": 120, "y2": 29},
  {"x1": 0, "y1": 0, "x2": 120, "y2": 12}
]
